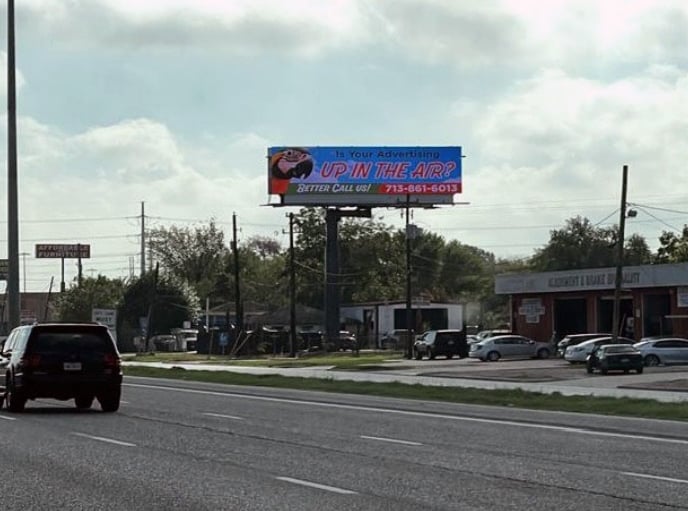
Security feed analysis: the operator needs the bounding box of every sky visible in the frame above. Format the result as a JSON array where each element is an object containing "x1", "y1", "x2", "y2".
[{"x1": 1, "y1": 0, "x2": 688, "y2": 292}]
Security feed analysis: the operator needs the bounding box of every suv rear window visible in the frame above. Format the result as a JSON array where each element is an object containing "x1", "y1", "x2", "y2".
[{"x1": 30, "y1": 329, "x2": 114, "y2": 354}]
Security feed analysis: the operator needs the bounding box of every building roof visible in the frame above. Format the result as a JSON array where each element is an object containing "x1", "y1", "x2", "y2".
[{"x1": 496, "y1": 262, "x2": 688, "y2": 295}]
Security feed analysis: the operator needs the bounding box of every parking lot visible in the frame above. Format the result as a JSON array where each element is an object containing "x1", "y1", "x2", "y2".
[{"x1": 381, "y1": 356, "x2": 688, "y2": 391}]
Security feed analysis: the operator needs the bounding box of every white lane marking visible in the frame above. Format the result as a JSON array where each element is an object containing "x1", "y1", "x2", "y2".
[
  {"x1": 120, "y1": 400, "x2": 130, "y2": 405},
  {"x1": 125, "y1": 382, "x2": 688, "y2": 446},
  {"x1": 360, "y1": 435, "x2": 422, "y2": 446},
  {"x1": 72, "y1": 432, "x2": 136, "y2": 447},
  {"x1": 623, "y1": 472, "x2": 688, "y2": 485},
  {"x1": 203, "y1": 412, "x2": 244, "y2": 421},
  {"x1": 276, "y1": 476, "x2": 357, "y2": 495},
  {"x1": 0, "y1": 414, "x2": 17, "y2": 421}
]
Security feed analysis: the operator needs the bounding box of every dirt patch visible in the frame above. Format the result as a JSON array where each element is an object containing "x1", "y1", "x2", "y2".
[
  {"x1": 620, "y1": 379, "x2": 688, "y2": 392},
  {"x1": 420, "y1": 367, "x2": 587, "y2": 383}
]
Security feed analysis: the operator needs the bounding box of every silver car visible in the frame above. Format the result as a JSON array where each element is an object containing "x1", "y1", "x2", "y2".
[
  {"x1": 634, "y1": 337, "x2": 688, "y2": 366},
  {"x1": 564, "y1": 336, "x2": 634, "y2": 363},
  {"x1": 469, "y1": 335, "x2": 551, "y2": 362}
]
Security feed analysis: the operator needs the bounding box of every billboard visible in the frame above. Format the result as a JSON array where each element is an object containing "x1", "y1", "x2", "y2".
[
  {"x1": 36, "y1": 244, "x2": 90, "y2": 259},
  {"x1": 268, "y1": 146, "x2": 461, "y2": 206}
]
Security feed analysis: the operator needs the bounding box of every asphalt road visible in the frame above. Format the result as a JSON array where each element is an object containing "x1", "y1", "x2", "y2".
[{"x1": 2, "y1": 376, "x2": 688, "y2": 510}]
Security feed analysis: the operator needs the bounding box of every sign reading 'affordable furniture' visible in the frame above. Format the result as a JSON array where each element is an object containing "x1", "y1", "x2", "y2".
[{"x1": 35, "y1": 244, "x2": 91, "y2": 259}]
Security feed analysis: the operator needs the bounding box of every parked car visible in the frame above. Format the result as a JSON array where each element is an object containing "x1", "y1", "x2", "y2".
[
  {"x1": 338, "y1": 330, "x2": 357, "y2": 351},
  {"x1": 413, "y1": 329, "x2": 468, "y2": 360},
  {"x1": 467, "y1": 334, "x2": 481, "y2": 344},
  {"x1": 564, "y1": 336, "x2": 635, "y2": 363},
  {"x1": 1, "y1": 322, "x2": 122, "y2": 413},
  {"x1": 380, "y1": 329, "x2": 410, "y2": 350},
  {"x1": 586, "y1": 344, "x2": 644, "y2": 374},
  {"x1": 476, "y1": 329, "x2": 512, "y2": 341},
  {"x1": 556, "y1": 333, "x2": 609, "y2": 358},
  {"x1": 633, "y1": 337, "x2": 688, "y2": 366},
  {"x1": 468, "y1": 335, "x2": 551, "y2": 362}
]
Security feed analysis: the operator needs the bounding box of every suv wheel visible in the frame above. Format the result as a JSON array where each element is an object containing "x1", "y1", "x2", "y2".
[
  {"x1": 7, "y1": 380, "x2": 26, "y2": 413},
  {"x1": 427, "y1": 349, "x2": 435, "y2": 360},
  {"x1": 414, "y1": 349, "x2": 422, "y2": 360},
  {"x1": 98, "y1": 388, "x2": 121, "y2": 413},
  {"x1": 75, "y1": 394, "x2": 94, "y2": 409}
]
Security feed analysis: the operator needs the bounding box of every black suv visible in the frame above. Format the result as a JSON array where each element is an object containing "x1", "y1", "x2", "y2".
[
  {"x1": 1, "y1": 323, "x2": 122, "y2": 413},
  {"x1": 414, "y1": 329, "x2": 468, "y2": 360}
]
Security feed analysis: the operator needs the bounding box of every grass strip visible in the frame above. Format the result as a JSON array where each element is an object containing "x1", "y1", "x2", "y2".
[
  {"x1": 122, "y1": 353, "x2": 402, "y2": 369},
  {"x1": 123, "y1": 366, "x2": 688, "y2": 421}
]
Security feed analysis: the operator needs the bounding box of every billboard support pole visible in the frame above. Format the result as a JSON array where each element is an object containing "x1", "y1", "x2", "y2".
[
  {"x1": 289, "y1": 213, "x2": 297, "y2": 358},
  {"x1": 405, "y1": 195, "x2": 413, "y2": 359},
  {"x1": 325, "y1": 209, "x2": 340, "y2": 350}
]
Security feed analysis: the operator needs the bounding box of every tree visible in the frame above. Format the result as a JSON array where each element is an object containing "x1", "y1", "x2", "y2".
[
  {"x1": 436, "y1": 241, "x2": 494, "y2": 301},
  {"x1": 624, "y1": 233, "x2": 653, "y2": 265},
  {"x1": 530, "y1": 216, "x2": 651, "y2": 271},
  {"x1": 56, "y1": 275, "x2": 126, "y2": 322},
  {"x1": 148, "y1": 220, "x2": 229, "y2": 300},
  {"x1": 655, "y1": 226, "x2": 688, "y2": 263},
  {"x1": 117, "y1": 271, "x2": 199, "y2": 351}
]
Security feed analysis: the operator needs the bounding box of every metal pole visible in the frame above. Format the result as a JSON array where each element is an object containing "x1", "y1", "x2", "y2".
[
  {"x1": 611, "y1": 165, "x2": 629, "y2": 343},
  {"x1": 405, "y1": 196, "x2": 413, "y2": 359},
  {"x1": 60, "y1": 257, "x2": 66, "y2": 292},
  {"x1": 7, "y1": 0, "x2": 20, "y2": 330},
  {"x1": 77, "y1": 243, "x2": 83, "y2": 287},
  {"x1": 140, "y1": 202, "x2": 146, "y2": 276},
  {"x1": 232, "y1": 212, "x2": 243, "y2": 334},
  {"x1": 289, "y1": 213, "x2": 297, "y2": 357},
  {"x1": 325, "y1": 209, "x2": 340, "y2": 350}
]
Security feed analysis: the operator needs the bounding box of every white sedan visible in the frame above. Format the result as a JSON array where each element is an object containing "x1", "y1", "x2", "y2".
[{"x1": 564, "y1": 336, "x2": 635, "y2": 363}]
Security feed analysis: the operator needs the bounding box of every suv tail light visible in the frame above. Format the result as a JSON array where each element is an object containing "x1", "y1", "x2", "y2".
[
  {"x1": 104, "y1": 353, "x2": 121, "y2": 370},
  {"x1": 21, "y1": 353, "x2": 42, "y2": 369}
]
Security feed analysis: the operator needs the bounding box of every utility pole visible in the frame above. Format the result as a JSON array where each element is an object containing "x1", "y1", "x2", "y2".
[
  {"x1": 289, "y1": 213, "x2": 297, "y2": 358},
  {"x1": 232, "y1": 213, "x2": 243, "y2": 334},
  {"x1": 611, "y1": 165, "x2": 629, "y2": 343},
  {"x1": 77, "y1": 243, "x2": 83, "y2": 287},
  {"x1": 140, "y1": 201, "x2": 146, "y2": 276},
  {"x1": 7, "y1": 0, "x2": 20, "y2": 330}
]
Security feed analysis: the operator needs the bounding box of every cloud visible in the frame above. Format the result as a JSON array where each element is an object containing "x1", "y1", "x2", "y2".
[
  {"x1": 14, "y1": 0, "x2": 370, "y2": 56},
  {"x1": 369, "y1": 0, "x2": 529, "y2": 68},
  {"x1": 0, "y1": 52, "x2": 26, "y2": 100}
]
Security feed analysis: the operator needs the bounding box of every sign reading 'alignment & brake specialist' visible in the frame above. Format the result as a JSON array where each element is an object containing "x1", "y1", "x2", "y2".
[{"x1": 35, "y1": 244, "x2": 91, "y2": 259}]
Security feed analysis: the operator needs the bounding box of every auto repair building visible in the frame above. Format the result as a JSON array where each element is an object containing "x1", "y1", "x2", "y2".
[{"x1": 495, "y1": 262, "x2": 688, "y2": 342}]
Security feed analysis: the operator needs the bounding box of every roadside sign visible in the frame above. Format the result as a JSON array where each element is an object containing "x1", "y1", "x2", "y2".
[
  {"x1": 92, "y1": 308, "x2": 117, "y2": 342},
  {"x1": 35, "y1": 244, "x2": 90, "y2": 259},
  {"x1": 0, "y1": 259, "x2": 7, "y2": 280}
]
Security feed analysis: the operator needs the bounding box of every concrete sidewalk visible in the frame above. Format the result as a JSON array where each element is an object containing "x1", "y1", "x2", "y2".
[{"x1": 123, "y1": 360, "x2": 688, "y2": 403}]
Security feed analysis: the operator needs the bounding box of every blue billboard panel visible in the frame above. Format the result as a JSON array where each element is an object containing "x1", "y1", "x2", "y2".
[{"x1": 268, "y1": 146, "x2": 462, "y2": 197}]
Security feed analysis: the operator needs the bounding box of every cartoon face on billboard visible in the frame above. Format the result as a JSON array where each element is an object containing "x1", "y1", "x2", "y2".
[{"x1": 269, "y1": 147, "x2": 314, "y2": 194}]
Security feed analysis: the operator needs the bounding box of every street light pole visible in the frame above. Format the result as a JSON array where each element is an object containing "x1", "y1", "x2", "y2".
[
  {"x1": 7, "y1": 0, "x2": 20, "y2": 330},
  {"x1": 611, "y1": 165, "x2": 629, "y2": 343}
]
